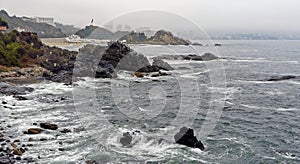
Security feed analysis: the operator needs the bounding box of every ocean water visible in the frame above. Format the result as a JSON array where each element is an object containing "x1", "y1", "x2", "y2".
[{"x1": 1, "y1": 40, "x2": 299, "y2": 163}]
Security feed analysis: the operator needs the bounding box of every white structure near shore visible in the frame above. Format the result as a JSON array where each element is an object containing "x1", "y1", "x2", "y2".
[{"x1": 33, "y1": 17, "x2": 54, "y2": 26}]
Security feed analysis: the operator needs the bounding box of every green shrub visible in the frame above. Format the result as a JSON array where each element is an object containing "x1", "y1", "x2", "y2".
[{"x1": 0, "y1": 31, "x2": 40, "y2": 67}]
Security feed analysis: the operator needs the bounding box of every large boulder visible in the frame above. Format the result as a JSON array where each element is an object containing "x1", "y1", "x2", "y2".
[
  {"x1": 76, "y1": 41, "x2": 167, "y2": 78},
  {"x1": 152, "y1": 57, "x2": 174, "y2": 71},
  {"x1": 174, "y1": 127, "x2": 204, "y2": 150}
]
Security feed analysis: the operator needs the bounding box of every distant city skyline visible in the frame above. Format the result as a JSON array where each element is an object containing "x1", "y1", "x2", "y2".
[{"x1": 1, "y1": 0, "x2": 300, "y2": 33}]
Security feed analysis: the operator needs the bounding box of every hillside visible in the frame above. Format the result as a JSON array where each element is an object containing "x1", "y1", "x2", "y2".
[
  {"x1": 0, "y1": 10, "x2": 65, "y2": 38},
  {"x1": 54, "y1": 22, "x2": 80, "y2": 36}
]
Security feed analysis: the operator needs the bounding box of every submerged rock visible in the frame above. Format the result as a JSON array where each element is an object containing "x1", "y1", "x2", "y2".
[{"x1": 174, "y1": 127, "x2": 204, "y2": 150}]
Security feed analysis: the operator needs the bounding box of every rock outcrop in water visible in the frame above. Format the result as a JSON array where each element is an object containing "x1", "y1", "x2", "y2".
[
  {"x1": 0, "y1": 82, "x2": 34, "y2": 95},
  {"x1": 266, "y1": 75, "x2": 297, "y2": 81},
  {"x1": 155, "y1": 53, "x2": 218, "y2": 62},
  {"x1": 1, "y1": 31, "x2": 174, "y2": 83},
  {"x1": 76, "y1": 41, "x2": 171, "y2": 78},
  {"x1": 120, "y1": 132, "x2": 133, "y2": 147},
  {"x1": 174, "y1": 127, "x2": 204, "y2": 151},
  {"x1": 40, "y1": 123, "x2": 58, "y2": 130},
  {"x1": 152, "y1": 57, "x2": 174, "y2": 71},
  {"x1": 119, "y1": 30, "x2": 190, "y2": 45}
]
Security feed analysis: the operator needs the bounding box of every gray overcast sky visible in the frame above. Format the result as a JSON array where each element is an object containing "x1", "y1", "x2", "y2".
[{"x1": 1, "y1": 0, "x2": 300, "y2": 33}]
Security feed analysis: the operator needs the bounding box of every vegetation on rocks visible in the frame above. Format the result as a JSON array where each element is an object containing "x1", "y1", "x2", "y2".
[{"x1": 0, "y1": 30, "x2": 43, "y2": 67}]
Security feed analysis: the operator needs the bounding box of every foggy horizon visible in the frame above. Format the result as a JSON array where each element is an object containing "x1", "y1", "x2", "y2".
[{"x1": 1, "y1": 0, "x2": 300, "y2": 34}]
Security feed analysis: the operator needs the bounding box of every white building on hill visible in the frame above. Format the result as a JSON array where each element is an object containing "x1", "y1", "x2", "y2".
[{"x1": 33, "y1": 17, "x2": 54, "y2": 26}]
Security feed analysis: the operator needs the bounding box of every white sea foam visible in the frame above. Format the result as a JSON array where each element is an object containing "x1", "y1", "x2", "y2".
[{"x1": 275, "y1": 108, "x2": 299, "y2": 112}]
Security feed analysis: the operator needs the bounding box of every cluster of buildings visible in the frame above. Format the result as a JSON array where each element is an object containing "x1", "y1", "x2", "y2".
[
  {"x1": 0, "y1": 16, "x2": 55, "y2": 32},
  {"x1": 21, "y1": 16, "x2": 55, "y2": 26}
]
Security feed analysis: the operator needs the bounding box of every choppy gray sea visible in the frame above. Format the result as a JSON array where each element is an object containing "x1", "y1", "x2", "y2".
[{"x1": 1, "y1": 40, "x2": 299, "y2": 163}]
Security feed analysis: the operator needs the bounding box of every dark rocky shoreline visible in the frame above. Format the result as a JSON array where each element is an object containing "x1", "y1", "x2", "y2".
[{"x1": 0, "y1": 31, "x2": 223, "y2": 163}]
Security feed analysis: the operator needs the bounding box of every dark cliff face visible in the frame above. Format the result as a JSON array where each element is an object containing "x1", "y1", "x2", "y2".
[{"x1": 0, "y1": 10, "x2": 65, "y2": 38}]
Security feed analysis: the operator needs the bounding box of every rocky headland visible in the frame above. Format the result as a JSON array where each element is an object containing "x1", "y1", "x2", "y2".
[
  {"x1": 75, "y1": 25, "x2": 130, "y2": 40},
  {"x1": 119, "y1": 30, "x2": 191, "y2": 45}
]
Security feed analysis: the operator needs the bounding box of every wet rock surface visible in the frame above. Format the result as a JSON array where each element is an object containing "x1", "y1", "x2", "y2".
[
  {"x1": 120, "y1": 132, "x2": 133, "y2": 147},
  {"x1": 76, "y1": 41, "x2": 172, "y2": 78},
  {"x1": 266, "y1": 75, "x2": 297, "y2": 81},
  {"x1": 174, "y1": 127, "x2": 204, "y2": 151},
  {"x1": 152, "y1": 57, "x2": 174, "y2": 71},
  {"x1": 0, "y1": 121, "x2": 35, "y2": 163},
  {"x1": 26, "y1": 128, "x2": 44, "y2": 134},
  {"x1": 156, "y1": 53, "x2": 218, "y2": 61},
  {"x1": 40, "y1": 123, "x2": 58, "y2": 130},
  {"x1": 0, "y1": 82, "x2": 34, "y2": 96}
]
